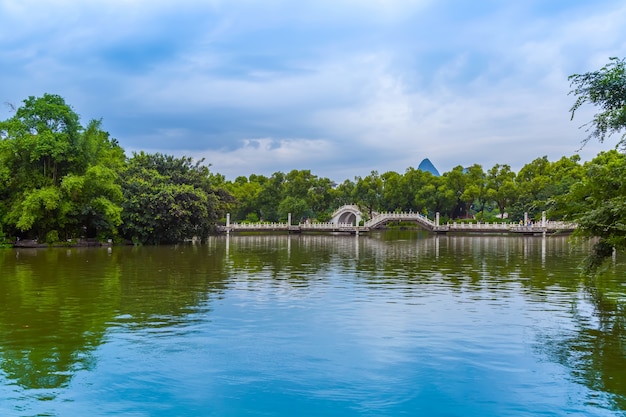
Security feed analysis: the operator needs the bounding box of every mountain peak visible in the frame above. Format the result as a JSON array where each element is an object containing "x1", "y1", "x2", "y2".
[{"x1": 417, "y1": 158, "x2": 440, "y2": 176}]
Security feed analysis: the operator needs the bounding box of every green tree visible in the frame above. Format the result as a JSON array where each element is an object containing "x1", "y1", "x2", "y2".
[
  {"x1": 0, "y1": 94, "x2": 81, "y2": 185},
  {"x1": 415, "y1": 174, "x2": 456, "y2": 220},
  {"x1": 569, "y1": 57, "x2": 626, "y2": 147},
  {"x1": 512, "y1": 156, "x2": 552, "y2": 221},
  {"x1": 568, "y1": 57, "x2": 626, "y2": 269},
  {"x1": 255, "y1": 172, "x2": 284, "y2": 221},
  {"x1": 380, "y1": 171, "x2": 406, "y2": 212},
  {"x1": 307, "y1": 176, "x2": 335, "y2": 220},
  {"x1": 120, "y1": 153, "x2": 228, "y2": 244},
  {"x1": 0, "y1": 94, "x2": 124, "y2": 241},
  {"x1": 559, "y1": 151, "x2": 626, "y2": 270},
  {"x1": 405, "y1": 168, "x2": 439, "y2": 216},
  {"x1": 443, "y1": 166, "x2": 469, "y2": 219},
  {"x1": 461, "y1": 164, "x2": 487, "y2": 220},
  {"x1": 278, "y1": 196, "x2": 309, "y2": 222},
  {"x1": 61, "y1": 165, "x2": 123, "y2": 239},
  {"x1": 330, "y1": 179, "x2": 356, "y2": 209},
  {"x1": 486, "y1": 163, "x2": 517, "y2": 218},
  {"x1": 225, "y1": 175, "x2": 264, "y2": 221},
  {"x1": 353, "y1": 171, "x2": 383, "y2": 217}
]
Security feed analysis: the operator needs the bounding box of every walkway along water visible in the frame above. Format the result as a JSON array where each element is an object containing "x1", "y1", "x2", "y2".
[{"x1": 218, "y1": 205, "x2": 576, "y2": 235}]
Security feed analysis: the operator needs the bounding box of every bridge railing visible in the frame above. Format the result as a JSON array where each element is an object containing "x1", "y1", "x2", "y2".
[
  {"x1": 330, "y1": 204, "x2": 362, "y2": 218},
  {"x1": 446, "y1": 222, "x2": 513, "y2": 229},
  {"x1": 441, "y1": 221, "x2": 577, "y2": 232},
  {"x1": 364, "y1": 211, "x2": 436, "y2": 228},
  {"x1": 300, "y1": 222, "x2": 355, "y2": 229},
  {"x1": 230, "y1": 222, "x2": 289, "y2": 229},
  {"x1": 545, "y1": 221, "x2": 577, "y2": 230}
]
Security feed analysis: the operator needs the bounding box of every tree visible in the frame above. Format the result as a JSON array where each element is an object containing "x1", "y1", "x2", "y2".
[
  {"x1": 443, "y1": 166, "x2": 469, "y2": 219},
  {"x1": 120, "y1": 153, "x2": 228, "y2": 244},
  {"x1": 559, "y1": 151, "x2": 626, "y2": 271},
  {"x1": 461, "y1": 164, "x2": 487, "y2": 220},
  {"x1": 225, "y1": 175, "x2": 264, "y2": 221},
  {"x1": 569, "y1": 57, "x2": 626, "y2": 147},
  {"x1": 278, "y1": 196, "x2": 308, "y2": 222},
  {"x1": 0, "y1": 94, "x2": 124, "y2": 241},
  {"x1": 0, "y1": 94, "x2": 81, "y2": 185},
  {"x1": 512, "y1": 156, "x2": 552, "y2": 221},
  {"x1": 405, "y1": 168, "x2": 438, "y2": 216},
  {"x1": 415, "y1": 174, "x2": 455, "y2": 220},
  {"x1": 486, "y1": 163, "x2": 517, "y2": 218},
  {"x1": 568, "y1": 57, "x2": 626, "y2": 270},
  {"x1": 330, "y1": 179, "x2": 356, "y2": 209},
  {"x1": 380, "y1": 171, "x2": 406, "y2": 212},
  {"x1": 255, "y1": 172, "x2": 284, "y2": 222},
  {"x1": 353, "y1": 171, "x2": 383, "y2": 217},
  {"x1": 306, "y1": 176, "x2": 335, "y2": 220}
]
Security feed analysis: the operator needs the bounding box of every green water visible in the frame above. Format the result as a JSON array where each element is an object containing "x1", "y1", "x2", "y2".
[{"x1": 1, "y1": 232, "x2": 625, "y2": 416}]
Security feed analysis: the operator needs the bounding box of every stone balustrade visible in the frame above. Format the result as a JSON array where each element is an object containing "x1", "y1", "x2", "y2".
[{"x1": 220, "y1": 206, "x2": 576, "y2": 235}]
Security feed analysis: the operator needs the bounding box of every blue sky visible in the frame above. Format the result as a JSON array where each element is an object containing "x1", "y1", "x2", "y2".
[{"x1": 1, "y1": 0, "x2": 625, "y2": 181}]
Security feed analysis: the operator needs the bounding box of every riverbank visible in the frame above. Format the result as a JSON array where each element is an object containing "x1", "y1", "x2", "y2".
[{"x1": 12, "y1": 238, "x2": 113, "y2": 248}]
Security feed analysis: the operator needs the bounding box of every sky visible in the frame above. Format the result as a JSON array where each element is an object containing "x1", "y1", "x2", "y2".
[{"x1": 1, "y1": 0, "x2": 625, "y2": 182}]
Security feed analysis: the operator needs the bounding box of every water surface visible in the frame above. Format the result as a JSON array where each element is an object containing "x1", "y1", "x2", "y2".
[{"x1": 1, "y1": 232, "x2": 625, "y2": 416}]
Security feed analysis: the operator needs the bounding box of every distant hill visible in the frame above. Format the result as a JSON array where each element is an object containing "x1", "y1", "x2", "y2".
[{"x1": 417, "y1": 158, "x2": 440, "y2": 176}]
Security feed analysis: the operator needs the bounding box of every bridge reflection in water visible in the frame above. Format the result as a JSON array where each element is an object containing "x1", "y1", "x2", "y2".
[{"x1": 218, "y1": 205, "x2": 576, "y2": 235}]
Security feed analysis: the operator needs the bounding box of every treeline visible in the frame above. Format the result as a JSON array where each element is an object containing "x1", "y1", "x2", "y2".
[
  {"x1": 0, "y1": 94, "x2": 624, "y2": 263},
  {"x1": 222, "y1": 155, "x2": 587, "y2": 225},
  {"x1": 0, "y1": 94, "x2": 232, "y2": 245}
]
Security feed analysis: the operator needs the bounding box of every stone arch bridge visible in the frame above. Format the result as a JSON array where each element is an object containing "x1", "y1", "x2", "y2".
[
  {"x1": 220, "y1": 205, "x2": 576, "y2": 235},
  {"x1": 330, "y1": 205, "x2": 436, "y2": 230}
]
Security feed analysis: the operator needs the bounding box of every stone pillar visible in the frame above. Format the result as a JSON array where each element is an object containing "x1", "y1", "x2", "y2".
[
  {"x1": 288, "y1": 213, "x2": 292, "y2": 226},
  {"x1": 435, "y1": 212, "x2": 440, "y2": 226},
  {"x1": 226, "y1": 213, "x2": 231, "y2": 227},
  {"x1": 542, "y1": 211, "x2": 546, "y2": 227},
  {"x1": 524, "y1": 212, "x2": 528, "y2": 225}
]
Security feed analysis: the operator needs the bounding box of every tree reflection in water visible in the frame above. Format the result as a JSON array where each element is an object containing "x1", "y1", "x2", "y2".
[{"x1": 0, "y1": 243, "x2": 228, "y2": 395}]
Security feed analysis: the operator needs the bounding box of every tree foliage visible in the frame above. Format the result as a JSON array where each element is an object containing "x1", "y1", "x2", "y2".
[
  {"x1": 0, "y1": 94, "x2": 231, "y2": 244},
  {"x1": 0, "y1": 94, "x2": 125, "y2": 240},
  {"x1": 569, "y1": 57, "x2": 626, "y2": 147},
  {"x1": 120, "y1": 152, "x2": 225, "y2": 244},
  {"x1": 558, "y1": 151, "x2": 626, "y2": 271},
  {"x1": 567, "y1": 57, "x2": 626, "y2": 270}
]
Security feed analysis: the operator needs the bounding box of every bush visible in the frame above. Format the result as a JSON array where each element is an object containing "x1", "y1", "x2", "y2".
[
  {"x1": 45, "y1": 230, "x2": 59, "y2": 244},
  {"x1": 245, "y1": 212, "x2": 259, "y2": 223}
]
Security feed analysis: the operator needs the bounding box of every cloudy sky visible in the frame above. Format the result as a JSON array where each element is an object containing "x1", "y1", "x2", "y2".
[{"x1": 1, "y1": 0, "x2": 625, "y2": 181}]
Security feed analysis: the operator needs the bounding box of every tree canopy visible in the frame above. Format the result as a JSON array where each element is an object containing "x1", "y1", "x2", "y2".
[
  {"x1": 0, "y1": 94, "x2": 230, "y2": 244},
  {"x1": 569, "y1": 57, "x2": 626, "y2": 147},
  {"x1": 567, "y1": 57, "x2": 626, "y2": 270}
]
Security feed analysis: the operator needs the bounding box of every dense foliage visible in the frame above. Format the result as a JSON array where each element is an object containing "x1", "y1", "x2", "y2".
[
  {"x1": 120, "y1": 152, "x2": 228, "y2": 244},
  {"x1": 222, "y1": 157, "x2": 584, "y2": 226},
  {"x1": 0, "y1": 94, "x2": 230, "y2": 245},
  {"x1": 569, "y1": 57, "x2": 626, "y2": 147},
  {"x1": 568, "y1": 57, "x2": 626, "y2": 270}
]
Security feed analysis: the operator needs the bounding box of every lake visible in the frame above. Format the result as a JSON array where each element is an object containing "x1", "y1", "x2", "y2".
[{"x1": 1, "y1": 232, "x2": 625, "y2": 416}]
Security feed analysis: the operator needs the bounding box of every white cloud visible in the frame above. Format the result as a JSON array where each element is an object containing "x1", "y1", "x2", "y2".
[{"x1": 155, "y1": 137, "x2": 339, "y2": 179}]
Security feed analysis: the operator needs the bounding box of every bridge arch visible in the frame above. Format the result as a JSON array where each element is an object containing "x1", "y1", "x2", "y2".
[
  {"x1": 330, "y1": 205, "x2": 362, "y2": 226},
  {"x1": 364, "y1": 212, "x2": 435, "y2": 231}
]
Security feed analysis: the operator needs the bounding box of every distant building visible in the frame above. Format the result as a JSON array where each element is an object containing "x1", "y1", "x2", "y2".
[{"x1": 417, "y1": 158, "x2": 440, "y2": 176}]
